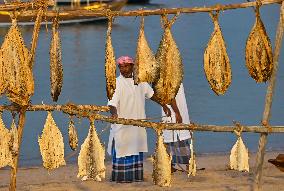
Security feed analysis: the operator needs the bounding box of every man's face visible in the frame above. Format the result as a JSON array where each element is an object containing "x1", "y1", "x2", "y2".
[{"x1": 119, "y1": 62, "x2": 134, "y2": 78}]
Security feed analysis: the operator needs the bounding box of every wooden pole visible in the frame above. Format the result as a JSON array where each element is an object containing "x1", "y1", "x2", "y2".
[
  {"x1": 0, "y1": 103, "x2": 283, "y2": 133},
  {"x1": 19, "y1": 0, "x2": 283, "y2": 18},
  {"x1": 252, "y1": 2, "x2": 284, "y2": 191},
  {"x1": 9, "y1": 108, "x2": 27, "y2": 191}
]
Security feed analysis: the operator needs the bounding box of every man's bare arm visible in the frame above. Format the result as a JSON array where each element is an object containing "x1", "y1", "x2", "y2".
[
  {"x1": 150, "y1": 94, "x2": 171, "y2": 117},
  {"x1": 170, "y1": 99, "x2": 182, "y2": 123}
]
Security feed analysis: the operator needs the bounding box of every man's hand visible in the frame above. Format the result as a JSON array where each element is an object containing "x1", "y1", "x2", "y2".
[
  {"x1": 109, "y1": 105, "x2": 118, "y2": 118},
  {"x1": 162, "y1": 105, "x2": 171, "y2": 117}
]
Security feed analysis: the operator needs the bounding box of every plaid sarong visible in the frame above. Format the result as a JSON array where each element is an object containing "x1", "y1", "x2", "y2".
[
  {"x1": 165, "y1": 138, "x2": 191, "y2": 164},
  {"x1": 111, "y1": 146, "x2": 144, "y2": 183}
]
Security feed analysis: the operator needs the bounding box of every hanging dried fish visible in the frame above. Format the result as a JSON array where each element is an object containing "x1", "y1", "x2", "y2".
[
  {"x1": 9, "y1": 118, "x2": 19, "y2": 160},
  {"x1": 245, "y1": 5, "x2": 273, "y2": 83},
  {"x1": 204, "y1": 12, "x2": 232, "y2": 95},
  {"x1": 188, "y1": 132, "x2": 196, "y2": 177},
  {"x1": 0, "y1": 114, "x2": 13, "y2": 168},
  {"x1": 105, "y1": 17, "x2": 116, "y2": 100},
  {"x1": 134, "y1": 17, "x2": 159, "y2": 84},
  {"x1": 0, "y1": 51, "x2": 6, "y2": 95},
  {"x1": 229, "y1": 128, "x2": 249, "y2": 172},
  {"x1": 153, "y1": 14, "x2": 183, "y2": 105},
  {"x1": 68, "y1": 116, "x2": 78, "y2": 151},
  {"x1": 77, "y1": 120, "x2": 105, "y2": 181},
  {"x1": 50, "y1": 17, "x2": 63, "y2": 102},
  {"x1": 152, "y1": 130, "x2": 171, "y2": 187},
  {"x1": 38, "y1": 112, "x2": 65, "y2": 170},
  {"x1": 1, "y1": 17, "x2": 34, "y2": 106}
]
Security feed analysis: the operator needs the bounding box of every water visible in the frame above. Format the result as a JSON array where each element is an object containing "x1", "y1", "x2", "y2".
[{"x1": 0, "y1": 0, "x2": 283, "y2": 166}]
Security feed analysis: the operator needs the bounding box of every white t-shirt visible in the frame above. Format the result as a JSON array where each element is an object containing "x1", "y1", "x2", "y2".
[
  {"x1": 162, "y1": 83, "x2": 191, "y2": 143},
  {"x1": 107, "y1": 75, "x2": 154, "y2": 157}
]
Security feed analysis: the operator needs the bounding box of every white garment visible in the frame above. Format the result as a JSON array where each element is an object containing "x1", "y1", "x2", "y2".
[
  {"x1": 162, "y1": 83, "x2": 191, "y2": 143},
  {"x1": 107, "y1": 75, "x2": 154, "y2": 158}
]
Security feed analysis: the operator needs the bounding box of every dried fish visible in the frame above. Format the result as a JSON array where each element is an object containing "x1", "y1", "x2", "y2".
[
  {"x1": 134, "y1": 17, "x2": 159, "y2": 84},
  {"x1": 0, "y1": 114, "x2": 13, "y2": 168},
  {"x1": 68, "y1": 116, "x2": 78, "y2": 151},
  {"x1": 245, "y1": 6, "x2": 273, "y2": 83},
  {"x1": 0, "y1": 51, "x2": 6, "y2": 95},
  {"x1": 204, "y1": 12, "x2": 232, "y2": 95},
  {"x1": 77, "y1": 120, "x2": 105, "y2": 181},
  {"x1": 38, "y1": 112, "x2": 66, "y2": 170},
  {"x1": 50, "y1": 17, "x2": 63, "y2": 102},
  {"x1": 152, "y1": 130, "x2": 171, "y2": 187},
  {"x1": 188, "y1": 133, "x2": 196, "y2": 177},
  {"x1": 229, "y1": 131, "x2": 249, "y2": 172},
  {"x1": 105, "y1": 17, "x2": 116, "y2": 100},
  {"x1": 153, "y1": 14, "x2": 183, "y2": 105},
  {"x1": 9, "y1": 119, "x2": 19, "y2": 160},
  {"x1": 1, "y1": 18, "x2": 34, "y2": 106}
]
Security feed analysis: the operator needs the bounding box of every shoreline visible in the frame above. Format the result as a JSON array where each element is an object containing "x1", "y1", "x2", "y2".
[{"x1": 1, "y1": 151, "x2": 283, "y2": 191}]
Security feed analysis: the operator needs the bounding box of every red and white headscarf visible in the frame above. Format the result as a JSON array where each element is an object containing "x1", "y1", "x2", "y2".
[{"x1": 116, "y1": 56, "x2": 134, "y2": 65}]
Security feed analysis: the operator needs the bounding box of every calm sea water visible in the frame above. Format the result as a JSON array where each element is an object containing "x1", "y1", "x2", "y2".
[{"x1": 0, "y1": 0, "x2": 283, "y2": 166}]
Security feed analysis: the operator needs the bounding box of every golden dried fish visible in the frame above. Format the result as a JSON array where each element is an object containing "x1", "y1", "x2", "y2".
[
  {"x1": 204, "y1": 12, "x2": 232, "y2": 95},
  {"x1": 134, "y1": 17, "x2": 159, "y2": 84},
  {"x1": 188, "y1": 134, "x2": 196, "y2": 177},
  {"x1": 1, "y1": 18, "x2": 34, "y2": 106},
  {"x1": 0, "y1": 51, "x2": 6, "y2": 95},
  {"x1": 245, "y1": 7, "x2": 273, "y2": 83},
  {"x1": 68, "y1": 117, "x2": 78, "y2": 151},
  {"x1": 9, "y1": 119, "x2": 18, "y2": 160},
  {"x1": 50, "y1": 17, "x2": 63, "y2": 102},
  {"x1": 0, "y1": 114, "x2": 13, "y2": 168},
  {"x1": 105, "y1": 17, "x2": 116, "y2": 100},
  {"x1": 77, "y1": 120, "x2": 105, "y2": 181},
  {"x1": 38, "y1": 112, "x2": 66, "y2": 170},
  {"x1": 229, "y1": 136, "x2": 249, "y2": 172},
  {"x1": 152, "y1": 130, "x2": 171, "y2": 187},
  {"x1": 153, "y1": 14, "x2": 183, "y2": 105}
]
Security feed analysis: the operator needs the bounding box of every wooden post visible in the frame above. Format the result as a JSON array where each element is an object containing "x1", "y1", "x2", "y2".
[
  {"x1": 9, "y1": 108, "x2": 27, "y2": 191},
  {"x1": 252, "y1": 2, "x2": 284, "y2": 191}
]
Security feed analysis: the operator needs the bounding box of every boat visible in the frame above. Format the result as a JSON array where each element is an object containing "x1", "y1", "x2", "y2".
[
  {"x1": 127, "y1": 0, "x2": 150, "y2": 4},
  {"x1": 0, "y1": 0, "x2": 127, "y2": 26}
]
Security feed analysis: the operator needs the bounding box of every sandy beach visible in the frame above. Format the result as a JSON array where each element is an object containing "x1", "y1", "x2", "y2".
[{"x1": 0, "y1": 151, "x2": 283, "y2": 191}]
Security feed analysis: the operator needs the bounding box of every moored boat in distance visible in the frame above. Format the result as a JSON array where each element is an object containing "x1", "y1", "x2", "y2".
[
  {"x1": 0, "y1": 0, "x2": 127, "y2": 26},
  {"x1": 127, "y1": 0, "x2": 150, "y2": 4}
]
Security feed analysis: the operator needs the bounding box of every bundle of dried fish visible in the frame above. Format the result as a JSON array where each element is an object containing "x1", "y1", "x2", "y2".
[
  {"x1": 153, "y1": 14, "x2": 183, "y2": 105},
  {"x1": 0, "y1": 114, "x2": 13, "y2": 168},
  {"x1": 188, "y1": 133, "x2": 196, "y2": 177},
  {"x1": 1, "y1": 18, "x2": 34, "y2": 106},
  {"x1": 77, "y1": 120, "x2": 105, "y2": 181},
  {"x1": 229, "y1": 128, "x2": 249, "y2": 172},
  {"x1": 38, "y1": 112, "x2": 65, "y2": 170},
  {"x1": 105, "y1": 17, "x2": 116, "y2": 100},
  {"x1": 204, "y1": 12, "x2": 232, "y2": 95},
  {"x1": 50, "y1": 17, "x2": 63, "y2": 102},
  {"x1": 68, "y1": 116, "x2": 78, "y2": 151},
  {"x1": 134, "y1": 17, "x2": 159, "y2": 84},
  {"x1": 152, "y1": 130, "x2": 171, "y2": 187},
  {"x1": 245, "y1": 6, "x2": 273, "y2": 83}
]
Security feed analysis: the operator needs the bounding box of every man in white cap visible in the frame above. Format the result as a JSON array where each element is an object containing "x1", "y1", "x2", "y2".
[{"x1": 107, "y1": 55, "x2": 171, "y2": 183}]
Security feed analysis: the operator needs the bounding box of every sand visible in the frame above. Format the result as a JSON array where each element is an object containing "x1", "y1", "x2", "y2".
[{"x1": 0, "y1": 151, "x2": 283, "y2": 191}]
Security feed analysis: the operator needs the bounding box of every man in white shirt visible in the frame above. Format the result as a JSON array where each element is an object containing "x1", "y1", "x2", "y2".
[
  {"x1": 107, "y1": 55, "x2": 170, "y2": 183},
  {"x1": 162, "y1": 83, "x2": 192, "y2": 173}
]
